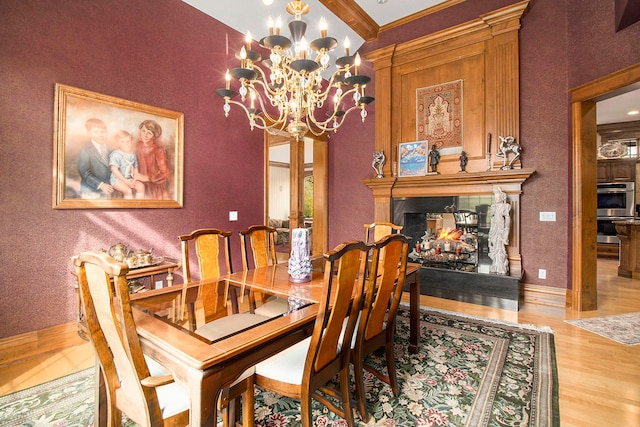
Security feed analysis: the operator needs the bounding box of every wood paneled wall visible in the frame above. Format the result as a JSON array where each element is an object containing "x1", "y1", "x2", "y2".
[{"x1": 365, "y1": 1, "x2": 529, "y2": 177}]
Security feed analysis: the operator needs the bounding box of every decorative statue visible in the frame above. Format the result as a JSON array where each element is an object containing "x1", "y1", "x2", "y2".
[
  {"x1": 428, "y1": 144, "x2": 440, "y2": 173},
  {"x1": 488, "y1": 187, "x2": 511, "y2": 275},
  {"x1": 459, "y1": 151, "x2": 468, "y2": 172},
  {"x1": 496, "y1": 136, "x2": 522, "y2": 170},
  {"x1": 372, "y1": 151, "x2": 386, "y2": 178}
]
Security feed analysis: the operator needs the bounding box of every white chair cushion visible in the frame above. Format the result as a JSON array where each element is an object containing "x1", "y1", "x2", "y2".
[
  {"x1": 254, "y1": 297, "x2": 290, "y2": 317},
  {"x1": 144, "y1": 356, "x2": 190, "y2": 418},
  {"x1": 195, "y1": 313, "x2": 271, "y2": 341},
  {"x1": 255, "y1": 337, "x2": 311, "y2": 385}
]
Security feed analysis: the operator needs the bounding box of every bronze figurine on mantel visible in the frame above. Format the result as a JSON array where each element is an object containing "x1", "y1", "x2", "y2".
[
  {"x1": 428, "y1": 144, "x2": 440, "y2": 174},
  {"x1": 459, "y1": 151, "x2": 468, "y2": 172}
]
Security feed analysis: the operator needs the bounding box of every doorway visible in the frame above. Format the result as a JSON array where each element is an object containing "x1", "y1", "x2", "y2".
[
  {"x1": 570, "y1": 63, "x2": 640, "y2": 311},
  {"x1": 266, "y1": 133, "x2": 328, "y2": 257}
]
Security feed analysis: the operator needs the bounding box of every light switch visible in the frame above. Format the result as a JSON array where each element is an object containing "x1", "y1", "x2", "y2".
[
  {"x1": 539, "y1": 212, "x2": 556, "y2": 222},
  {"x1": 229, "y1": 211, "x2": 238, "y2": 221}
]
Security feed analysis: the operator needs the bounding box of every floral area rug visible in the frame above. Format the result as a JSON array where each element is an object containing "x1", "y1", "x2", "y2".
[
  {"x1": 0, "y1": 306, "x2": 559, "y2": 427},
  {"x1": 566, "y1": 312, "x2": 640, "y2": 345}
]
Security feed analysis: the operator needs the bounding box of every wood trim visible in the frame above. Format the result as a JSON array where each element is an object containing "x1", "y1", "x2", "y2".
[
  {"x1": 0, "y1": 322, "x2": 83, "y2": 365},
  {"x1": 366, "y1": 1, "x2": 528, "y2": 176},
  {"x1": 571, "y1": 63, "x2": 640, "y2": 102},
  {"x1": 312, "y1": 139, "x2": 329, "y2": 256},
  {"x1": 522, "y1": 283, "x2": 567, "y2": 308},
  {"x1": 569, "y1": 62, "x2": 640, "y2": 311}
]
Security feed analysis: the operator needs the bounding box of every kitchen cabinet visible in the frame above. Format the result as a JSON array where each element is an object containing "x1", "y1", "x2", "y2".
[
  {"x1": 597, "y1": 160, "x2": 636, "y2": 183},
  {"x1": 615, "y1": 220, "x2": 640, "y2": 278},
  {"x1": 597, "y1": 242, "x2": 619, "y2": 259}
]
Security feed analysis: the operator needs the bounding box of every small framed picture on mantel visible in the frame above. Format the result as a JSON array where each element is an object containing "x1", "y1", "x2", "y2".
[{"x1": 398, "y1": 141, "x2": 428, "y2": 177}]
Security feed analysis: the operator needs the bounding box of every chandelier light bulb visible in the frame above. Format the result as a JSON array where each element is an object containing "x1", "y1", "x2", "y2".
[
  {"x1": 319, "y1": 17, "x2": 328, "y2": 38},
  {"x1": 344, "y1": 37, "x2": 350, "y2": 56},
  {"x1": 275, "y1": 16, "x2": 282, "y2": 35},
  {"x1": 245, "y1": 32, "x2": 252, "y2": 50},
  {"x1": 268, "y1": 16, "x2": 274, "y2": 35}
]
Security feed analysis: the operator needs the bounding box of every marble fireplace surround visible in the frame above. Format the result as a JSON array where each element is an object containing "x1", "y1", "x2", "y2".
[{"x1": 362, "y1": 168, "x2": 535, "y2": 278}]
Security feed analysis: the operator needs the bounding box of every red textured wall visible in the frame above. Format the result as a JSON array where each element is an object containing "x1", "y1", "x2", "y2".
[
  {"x1": 2, "y1": 0, "x2": 639, "y2": 338},
  {"x1": 0, "y1": 0, "x2": 265, "y2": 338}
]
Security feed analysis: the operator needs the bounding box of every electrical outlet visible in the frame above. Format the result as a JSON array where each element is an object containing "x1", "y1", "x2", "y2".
[
  {"x1": 538, "y1": 269, "x2": 547, "y2": 279},
  {"x1": 229, "y1": 211, "x2": 238, "y2": 221},
  {"x1": 539, "y1": 212, "x2": 556, "y2": 221},
  {"x1": 155, "y1": 280, "x2": 163, "y2": 289}
]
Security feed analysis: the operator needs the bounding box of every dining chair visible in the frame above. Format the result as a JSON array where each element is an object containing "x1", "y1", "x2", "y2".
[
  {"x1": 72, "y1": 251, "x2": 190, "y2": 427},
  {"x1": 254, "y1": 240, "x2": 370, "y2": 427},
  {"x1": 363, "y1": 222, "x2": 403, "y2": 244},
  {"x1": 351, "y1": 233, "x2": 411, "y2": 422},
  {"x1": 239, "y1": 225, "x2": 290, "y2": 317},
  {"x1": 179, "y1": 228, "x2": 236, "y2": 326},
  {"x1": 179, "y1": 228, "x2": 260, "y2": 427}
]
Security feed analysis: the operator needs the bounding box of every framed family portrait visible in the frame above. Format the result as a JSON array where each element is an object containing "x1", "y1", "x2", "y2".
[
  {"x1": 53, "y1": 84, "x2": 184, "y2": 209},
  {"x1": 398, "y1": 141, "x2": 428, "y2": 177}
]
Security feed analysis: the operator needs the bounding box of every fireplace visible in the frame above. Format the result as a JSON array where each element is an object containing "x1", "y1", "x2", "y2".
[
  {"x1": 392, "y1": 195, "x2": 519, "y2": 310},
  {"x1": 363, "y1": 169, "x2": 535, "y2": 311},
  {"x1": 395, "y1": 196, "x2": 493, "y2": 274}
]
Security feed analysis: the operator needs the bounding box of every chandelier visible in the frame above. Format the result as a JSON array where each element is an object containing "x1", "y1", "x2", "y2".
[{"x1": 215, "y1": 0, "x2": 374, "y2": 140}]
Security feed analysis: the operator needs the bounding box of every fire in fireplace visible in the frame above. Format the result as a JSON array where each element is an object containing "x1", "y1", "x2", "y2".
[
  {"x1": 410, "y1": 214, "x2": 479, "y2": 271},
  {"x1": 393, "y1": 196, "x2": 493, "y2": 274}
]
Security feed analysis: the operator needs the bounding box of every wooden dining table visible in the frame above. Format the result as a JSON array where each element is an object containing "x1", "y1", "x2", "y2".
[
  {"x1": 101, "y1": 261, "x2": 422, "y2": 427},
  {"x1": 223, "y1": 261, "x2": 423, "y2": 353},
  {"x1": 124, "y1": 268, "x2": 327, "y2": 427}
]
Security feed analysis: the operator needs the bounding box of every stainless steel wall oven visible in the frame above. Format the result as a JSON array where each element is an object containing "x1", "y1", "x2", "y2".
[{"x1": 597, "y1": 182, "x2": 635, "y2": 244}]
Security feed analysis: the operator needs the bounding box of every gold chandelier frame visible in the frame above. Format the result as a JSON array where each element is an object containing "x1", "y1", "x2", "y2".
[{"x1": 216, "y1": 1, "x2": 374, "y2": 140}]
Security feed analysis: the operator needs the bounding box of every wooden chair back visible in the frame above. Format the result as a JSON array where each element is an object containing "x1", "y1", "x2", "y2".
[
  {"x1": 363, "y1": 222, "x2": 403, "y2": 243},
  {"x1": 352, "y1": 233, "x2": 410, "y2": 422},
  {"x1": 307, "y1": 240, "x2": 369, "y2": 425},
  {"x1": 239, "y1": 225, "x2": 288, "y2": 316},
  {"x1": 254, "y1": 240, "x2": 369, "y2": 427},
  {"x1": 178, "y1": 228, "x2": 234, "y2": 328},
  {"x1": 239, "y1": 225, "x2": 278, "y2": 270},
  {"x1": 178, "y1": 229, "x2": 257, "y2": 427},
  {"x1": 72, "y1": 251, "x2": 189, "y2": 427}
]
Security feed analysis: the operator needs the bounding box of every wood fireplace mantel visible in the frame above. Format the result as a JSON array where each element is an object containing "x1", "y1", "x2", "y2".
[{"x1": 362, "y1": 167, "x2": 535, "y2": 276}]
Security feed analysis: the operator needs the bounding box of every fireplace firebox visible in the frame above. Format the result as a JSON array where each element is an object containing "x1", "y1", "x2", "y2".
[{"x1": 393, "y1": 196, "x2": 522, "y2": 310}]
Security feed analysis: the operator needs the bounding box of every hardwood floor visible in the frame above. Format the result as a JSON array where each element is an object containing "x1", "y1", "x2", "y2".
[{"x1": 1, "y1": 258, "x2": 638, "y2": 426}]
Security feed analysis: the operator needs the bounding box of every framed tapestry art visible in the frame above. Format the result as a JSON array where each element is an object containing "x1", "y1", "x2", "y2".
[
  {"x1": 398, "y1": 141, "x2": 428, "y2": 177},
  {"x1": 416, "y1": 80, "x2": 463, "y2": 156},
  {"x1": 53, "y1": 84, "x2": 184, "y2": 209}
]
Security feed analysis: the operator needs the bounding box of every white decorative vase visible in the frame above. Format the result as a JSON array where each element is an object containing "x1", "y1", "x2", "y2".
[{"x1": 288, "y1": 228, "x2": 312, "y2": 283}]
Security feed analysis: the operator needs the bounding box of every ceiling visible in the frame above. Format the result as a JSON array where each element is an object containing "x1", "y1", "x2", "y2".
[{"x1": 182, "y1": 0, "x2": 640, "y2": 126}]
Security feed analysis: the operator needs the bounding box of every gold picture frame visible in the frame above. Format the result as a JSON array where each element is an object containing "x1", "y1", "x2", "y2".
[{"x1": 53, "y1": 84, "x2": 184, "y2": 209}]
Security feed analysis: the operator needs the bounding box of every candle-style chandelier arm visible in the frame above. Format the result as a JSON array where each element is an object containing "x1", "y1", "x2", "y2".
[
  {"x1": 304, "y1": 101, "x2": 368, "y2": 135},
  {"x1": 224, "y1": 97, "x2": 290, "y2": 134},
  {"x1": 248, "y1": 85, "x2": 290, "y2": 125}
]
